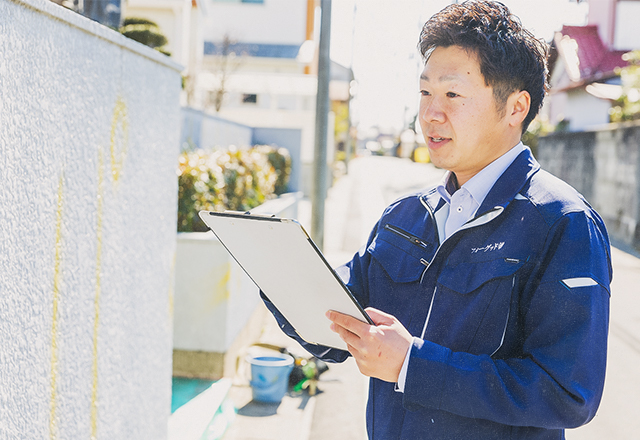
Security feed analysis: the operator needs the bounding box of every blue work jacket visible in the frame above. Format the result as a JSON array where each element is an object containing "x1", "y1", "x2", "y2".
[{"x1": 263, "y1": 148, "x2": 612, "y2": 439}]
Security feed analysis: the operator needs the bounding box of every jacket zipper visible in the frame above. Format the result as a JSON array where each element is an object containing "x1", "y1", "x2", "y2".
[
  {"x1": 419, "y1": 195, "x2": 440, "y2": 248},
  {"x1": 489, "y1": 275, "x2": 515, "y2": 357},
  {"x1": 417, "y1": 204, "x2": 505, "y2": 276},
  {"x1": 417, "y1": 195, "x2": 508, "y2": 338},
  {"x1": 383, "y1": 224, "x2": 429, "y2": 249}
]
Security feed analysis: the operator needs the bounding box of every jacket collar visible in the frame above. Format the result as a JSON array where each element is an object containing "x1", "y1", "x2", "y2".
[
  {"x1": 476, "y1": 146, "x2": 540, "y2": 216},
  {"x1": 422, "y1": 147, "x2": 540, "y2": 216}
]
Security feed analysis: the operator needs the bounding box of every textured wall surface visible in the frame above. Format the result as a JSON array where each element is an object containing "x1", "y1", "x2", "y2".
[
  {"x1": 538, "y1": 122, "x2": 640, "y2": 251},
  {"x1": 0, "y1": 0, "x2": 182, "y2": 438}
]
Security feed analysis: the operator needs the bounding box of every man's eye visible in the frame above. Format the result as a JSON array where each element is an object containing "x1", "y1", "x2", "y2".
[
  {"x1": 446, "y1": 92, "x2": 459, "y2": 98},
  {"x1": 420, "y1": 90, "x2": 430, "y2": 96}
]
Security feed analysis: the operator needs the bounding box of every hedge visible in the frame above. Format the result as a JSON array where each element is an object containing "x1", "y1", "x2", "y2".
[{"x1": 177, "y1": 145, "x2": 291, "y2": 232}]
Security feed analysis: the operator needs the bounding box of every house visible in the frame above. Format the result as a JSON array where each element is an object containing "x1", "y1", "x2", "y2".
[
  {"x1": 545, "y1": 0, "x2": 640, "y2": 131},
  {"x1": 198, "y1": 0, "x2": 353, "y2": 194},
  {"x1": 125, "y1": 0, "x2": 207, "y2": 107},
  {"x1": 123, "y1": 0, "x2": 353, "y2": 194}
]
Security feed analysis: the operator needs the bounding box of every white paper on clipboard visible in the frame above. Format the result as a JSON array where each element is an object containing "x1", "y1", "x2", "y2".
[{"x1": 198, "y1": 210, "x2": 372, "y2": 351}]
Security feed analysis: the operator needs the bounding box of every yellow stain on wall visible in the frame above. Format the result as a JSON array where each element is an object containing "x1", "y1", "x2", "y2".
[
  {"x1": 50, "y1": 173, "x2": 64, "y2": 440},
  {"x1": 110, "y1": 97, "x2": 128, "y2": 182},
  {"x1": 90, "y1": 96, "x2": 129, "y2": 440},
  {"x1": 91, "y1": 147, "x2": 105, "y2": 440},
  {"x1": 210, "y1": 263, "x2": 232, "y2": 309}
]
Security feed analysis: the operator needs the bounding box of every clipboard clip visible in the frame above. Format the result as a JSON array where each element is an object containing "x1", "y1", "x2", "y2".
[
  {"x1": 216, "y1": 210, "x2": 276, "y2": 218},
  {"x1": 244, "y1": 211, "x2": 276, "y2": 218}
]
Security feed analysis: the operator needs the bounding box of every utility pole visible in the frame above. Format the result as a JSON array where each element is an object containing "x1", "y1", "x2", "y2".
[{"x1": 311, "y1": 0, "x2": 331, "y2": 251}]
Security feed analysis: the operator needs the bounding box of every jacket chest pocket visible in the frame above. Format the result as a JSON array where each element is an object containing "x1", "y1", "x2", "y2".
[
  {"x1": 424, "y1": 257, "x2": 526, "y2": 356},
  {"x1": 368, "y1": 224, "x2": 433, "y2": 283},
  {"x1": 366, "y1": 225, "x2": 434, "y2": 319}
]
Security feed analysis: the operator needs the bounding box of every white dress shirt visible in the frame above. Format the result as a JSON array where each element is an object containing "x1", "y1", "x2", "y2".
[{"x1": 396, "y1": 142, "x2": 526, "y2": 392}]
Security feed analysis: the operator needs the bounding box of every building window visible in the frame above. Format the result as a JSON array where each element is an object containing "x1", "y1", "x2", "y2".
[{"x1": 242, "y1": 94, "x2": 258, "y2": 104}]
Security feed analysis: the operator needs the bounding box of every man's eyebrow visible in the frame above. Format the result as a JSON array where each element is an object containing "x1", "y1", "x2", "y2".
[{"x1": 419, "y1": 73, "x2": 460, "y2": 82}]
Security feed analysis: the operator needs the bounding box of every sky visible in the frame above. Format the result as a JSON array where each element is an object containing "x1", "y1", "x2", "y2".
[{"x1": 329, "y1": 0, "x2": 590, "y2": 135}]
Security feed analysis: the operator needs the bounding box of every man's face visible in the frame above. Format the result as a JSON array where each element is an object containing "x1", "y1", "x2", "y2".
[{"x1": 419, "y1": 45, "x2": 517, "y2": 186}]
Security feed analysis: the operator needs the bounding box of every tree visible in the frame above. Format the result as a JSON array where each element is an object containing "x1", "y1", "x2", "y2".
[{"x1": 208, "y1": 34, "x2": 244, "y2": 112}]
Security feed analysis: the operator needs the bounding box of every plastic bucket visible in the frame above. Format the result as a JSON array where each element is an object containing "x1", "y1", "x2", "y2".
[{"x1": 247, "y1": 353, "x2": 294, "y2": 403}]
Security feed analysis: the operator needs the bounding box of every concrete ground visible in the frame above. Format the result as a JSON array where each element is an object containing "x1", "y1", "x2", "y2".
[{"x1": 221, "y1": 156, "x2": 640, "y2": 440}]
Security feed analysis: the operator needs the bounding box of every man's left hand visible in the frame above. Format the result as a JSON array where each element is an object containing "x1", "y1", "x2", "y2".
[{"x1": 326, "y1": 307, "x2": 413, "y2": 383}]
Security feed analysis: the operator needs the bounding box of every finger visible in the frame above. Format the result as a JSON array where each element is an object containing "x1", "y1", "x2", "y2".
[
  {"x1": 364, "y1": 307, "x2": 396, "y2": 326},
  {"x1": 331, "y1": 320, "x2": 362, "y2": 348},
  {"x1": 326, "y1": 310, "x2": 371, "y2": 337},
  {"x1": 345, "y1": 342, "x2": 358, "y2": 358}
]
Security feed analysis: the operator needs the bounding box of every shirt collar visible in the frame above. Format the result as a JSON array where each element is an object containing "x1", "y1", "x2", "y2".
[{"x1": 436, "y1": 142, "x2": 526, "y2": 208}]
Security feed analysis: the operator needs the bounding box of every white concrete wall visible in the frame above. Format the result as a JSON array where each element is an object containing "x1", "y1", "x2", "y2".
[
  {"x1": 173, "y1": 232, "x2": 259, "y2": 353},
  {"x1": 173, "y1": 194, "x2": 300, "y2": 354},
  {"x1": 0, "y1": 0, "x2": 182, "y2": 439}
]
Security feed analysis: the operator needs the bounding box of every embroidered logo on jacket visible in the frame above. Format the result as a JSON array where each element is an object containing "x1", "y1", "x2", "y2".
[{"x1": 471, "y1": 242, "x2": 505, "y2": 253}]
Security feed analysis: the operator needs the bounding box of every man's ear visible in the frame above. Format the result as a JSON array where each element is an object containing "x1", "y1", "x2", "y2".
[{"x1": 507, "y1": 90, "x2": 531, "y2": 128}]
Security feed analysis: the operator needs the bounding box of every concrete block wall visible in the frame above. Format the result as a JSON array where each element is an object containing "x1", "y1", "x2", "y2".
[
  {"x1": 0, "y1": 0, "x2": 182, "y2": 438},
  {"x1": 537, "y1": 122, "x2": 640, "y2": 251},
  {"x1": 172, "y1": 193, "x2": 300, "y2": 380}
]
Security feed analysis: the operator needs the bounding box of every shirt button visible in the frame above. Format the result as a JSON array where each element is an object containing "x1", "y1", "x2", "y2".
[{"x1": 457, "y1": 206, "x2": 463, "y2": 213}]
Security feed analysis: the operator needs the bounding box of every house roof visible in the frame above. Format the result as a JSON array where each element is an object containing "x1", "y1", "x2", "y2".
[
  {"x1": 204, "y1": 42, "x2": 302, "y2": 59},
  {"x1": 553, "y1": 25, "x2": 628, "y2": 89}
]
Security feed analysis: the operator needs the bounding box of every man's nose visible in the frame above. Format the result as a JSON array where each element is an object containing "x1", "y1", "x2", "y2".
[{"x1": 420, "y1": 98, "x2": 445, "y2": 124}]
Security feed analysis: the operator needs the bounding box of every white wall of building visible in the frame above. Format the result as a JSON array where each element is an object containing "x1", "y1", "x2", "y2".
[
  {"x1": 125, "y1": 0, "x2": 189, "y2": 65},
  {"x1": 126, "y1": 0, "x2": 207, "y2": 107},
  {"x1": 565, "y1": 89, "x2": 612, "y2": 131},
  {"x1": 588, "y1": 0, "x2": 640, "y2": 50},
  {"x1": 0, "y1": 0, "x2": 181, "y2": 438},
  {"x1": 205, "y1": 0, "x2": 306, "y2": 44},
  {"x1": 587, "y1": 0, "x2": 616, "y2": 47},
  {"x1": 614, "y1": 1, "x2": 640, "y2": 50}
]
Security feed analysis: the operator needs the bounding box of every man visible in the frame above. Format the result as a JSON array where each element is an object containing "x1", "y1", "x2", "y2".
[{"x1": 263, "y1": 1, "x2": 612, "y2": 438}]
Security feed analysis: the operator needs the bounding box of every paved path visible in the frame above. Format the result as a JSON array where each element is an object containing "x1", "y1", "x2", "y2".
[{"x1": 308, "y1": 157, "x2": 444, "y2": 440}]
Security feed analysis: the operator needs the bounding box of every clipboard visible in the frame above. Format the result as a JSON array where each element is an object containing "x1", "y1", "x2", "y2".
[{"x1": 198, "y1": 210, "x2": 372, "y2": 351}]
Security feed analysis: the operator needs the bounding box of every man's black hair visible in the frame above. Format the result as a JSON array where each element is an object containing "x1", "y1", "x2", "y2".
[{"x1": 418, "y1": 0, "x2": 549, "y2": 133}]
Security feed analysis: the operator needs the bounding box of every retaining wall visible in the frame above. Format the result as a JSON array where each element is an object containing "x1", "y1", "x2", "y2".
[
  {"x1": 537, "y1": 122, "x2": 640, "y2": 251},
  {"x1": 0, "y1": 0, "x2": 182, "y2": 438},
  {"x1": 172, "y1": 193, "x2": 300, "y2": 380}
]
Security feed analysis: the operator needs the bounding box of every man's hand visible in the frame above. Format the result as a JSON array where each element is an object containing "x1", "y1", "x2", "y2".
[{"x1": 326, "y1": 307, "x2": 413, "y2": 383}]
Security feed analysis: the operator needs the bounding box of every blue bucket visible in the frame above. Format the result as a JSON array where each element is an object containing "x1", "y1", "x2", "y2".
[{"x1": 247, "y1": 353, "x2": 294, "y2": 403}]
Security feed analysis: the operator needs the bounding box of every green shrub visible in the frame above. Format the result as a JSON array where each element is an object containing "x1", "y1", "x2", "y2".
[
  {"x1": 610, "y1": 51, "x2": 640, "y2": 123},
  {"x1": 177, "y1": 145, "x2": 291, "y2": 232},
  {"x1": 119, "y1": 17, "x2": 171, "y2": 56}
]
